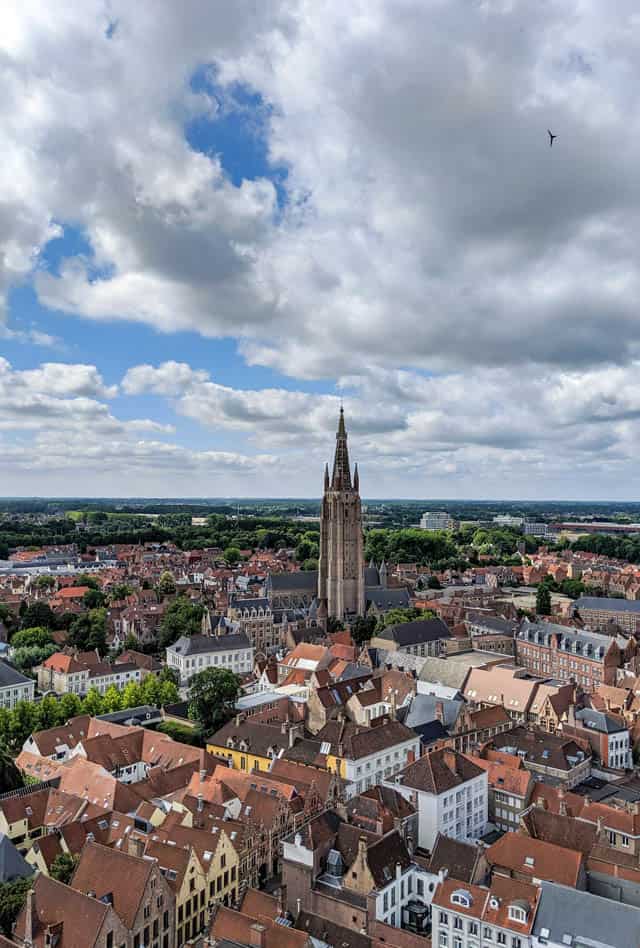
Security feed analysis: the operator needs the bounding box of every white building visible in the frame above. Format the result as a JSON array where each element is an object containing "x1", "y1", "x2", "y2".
[
  {"x1": 523, "y1": 522, "x2": 550, "y2": 538},
  {"x1": 166, "y1": 632, "x2": 254, "y2": 685},
  {"x1": 383, "y1": 748, "x2": 488, "y2": 851},
  {"x1": 420, "y1": 512, "x2": 455, "y2": 531},
  {"x1": 345, "y1": 727, "x2": 422, "y2": 799},
  {"x1": 433, "y1": 875, "x2": 539, "y2": 948},
  {"x1": 0, "y1": 661, "x2": 35, "y2": 709}
]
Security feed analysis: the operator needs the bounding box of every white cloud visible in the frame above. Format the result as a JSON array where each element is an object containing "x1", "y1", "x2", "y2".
[
  {"x1": 4, "y1": 3, "x2": 640, "y2": 495},
  {"x1": 4, "y1": 1, "x2": 640, "y2": 380}
]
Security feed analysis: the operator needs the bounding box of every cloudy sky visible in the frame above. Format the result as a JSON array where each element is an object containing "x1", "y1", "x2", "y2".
[{"x1": 2, "y1": 0, "x2": 640, "y2": 499}]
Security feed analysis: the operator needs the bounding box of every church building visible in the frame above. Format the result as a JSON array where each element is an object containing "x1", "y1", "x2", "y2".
[{"x1": 318, "y1": 408, "x2": 365, "y2": 620}]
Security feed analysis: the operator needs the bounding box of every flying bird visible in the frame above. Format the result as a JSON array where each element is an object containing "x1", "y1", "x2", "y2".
[{"x1": 548, "y1": 129, "x2": 557, "y2": 147}]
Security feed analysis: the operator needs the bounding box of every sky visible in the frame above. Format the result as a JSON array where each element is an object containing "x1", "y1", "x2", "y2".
[{"x1": 2, "y1": 1, "x2": 640, "y2": 500}]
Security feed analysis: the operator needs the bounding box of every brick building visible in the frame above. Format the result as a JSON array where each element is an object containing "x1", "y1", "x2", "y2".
[{"x1": 515, "y1": 619, "x2": 630, "y2": 691}]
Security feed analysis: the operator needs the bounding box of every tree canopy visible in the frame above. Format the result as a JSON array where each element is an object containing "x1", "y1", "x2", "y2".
[
  {"x1": 188, "y1": 668, "x2": 241, "y2": 734},
  {"x1": 159, "y1": 598, "x2": 205, "y2": 648}
]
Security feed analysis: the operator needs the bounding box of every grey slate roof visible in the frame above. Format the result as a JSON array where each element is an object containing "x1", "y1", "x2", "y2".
[
  {"x1": 533, "y1": 881, "x2": 640, "y2": 948},
  {"x1": 575, "y1": 707, "x2": 627, "y2": 734},
  {"x1": 0, "y1": 833, "x2": 32, "y2": 882},
  {"x1": 365, "y1": 586, "x2": 411, "y2": 610},
  {"x1": 0, "y1": 661, "x2": 33, "y2": 688},
  {"x1": 167, "y1": 632, "x2": 251, "y2": 656},
  {"x1": 402, "y1": 693, "x2": 463, "y2": 730},
  {"x1": 377, "y1": 617, "x2": 451, "y2": 647},
  {"x1": 466, "y1": 614, "x2": 516, "y2": 635},
  {"x1": 575, "y1": 596, "x2": 640, "y2": 613},
  {"x1": 517, "y1": 618, "x2": 622, "y2": 660},
  {"x1": 229, "y1": 596, "x2": 270, "y2": 611},
  {"x1": 268, "y1": 571, "x2": 318, "y2": 591}
]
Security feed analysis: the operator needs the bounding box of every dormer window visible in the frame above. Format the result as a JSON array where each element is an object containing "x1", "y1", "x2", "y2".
[
  {"x1": 451, "y1": 889, "x2": 473, "y2": 908},
  {"x1": 508, "y1": 903, "x2": 528, "y2": 924}
]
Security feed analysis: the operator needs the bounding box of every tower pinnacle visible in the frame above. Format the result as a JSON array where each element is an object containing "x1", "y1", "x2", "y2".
[{"x1": 331, "y1": 406, "x2": 352, "y2": 490}]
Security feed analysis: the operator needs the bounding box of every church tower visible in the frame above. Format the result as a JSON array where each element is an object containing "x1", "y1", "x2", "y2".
[{"x1": 317, "y1": 408, "x2": 365, "y2": 620}]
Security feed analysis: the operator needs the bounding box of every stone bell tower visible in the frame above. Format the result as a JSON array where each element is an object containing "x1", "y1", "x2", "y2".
[{"x1": 317, "y1": 408, "x2": 365, "y2": 620}]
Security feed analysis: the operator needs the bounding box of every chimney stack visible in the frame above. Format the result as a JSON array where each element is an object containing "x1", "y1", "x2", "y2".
[
  {"x1": 249, "y1": 923, "x2": 268, "y2": 948},
  {"x1": 24, "y1": 888, "x2": 34, "y2": 948}
]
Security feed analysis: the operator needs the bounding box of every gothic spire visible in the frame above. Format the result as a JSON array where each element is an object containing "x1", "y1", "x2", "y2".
[
  {"x1": 331, "y1": 406, "x2": 352, "y2": 490},
  {"x1": 324, "y1": 462, "x2": 330, "y2": 491},
  {"x1": 353, "y1": 462, "x2": 359, "y2": 492}
]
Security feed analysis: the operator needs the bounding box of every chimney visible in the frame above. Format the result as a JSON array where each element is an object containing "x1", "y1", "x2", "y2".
[
  {"x1": 200, "y1": 769, "x2": 207, "y2": 782},
  {"x1": 127, "y1": 835, "x2": 145, "y2": 858},
  {"x1": 435, "y1": 701, "x2": 445, "y2": 723},
  {"x1": 249, "y1": 923, "x2": 268, "y2": 948},
  {"x1": 443, "y1": 749, "x2": 458, "y2": 775},
  {"x1": 24, "y1": 888, "x2": 34, "y2": 948},
  {"x1": 558, "y1": 787, "x2": 567, "y2": 817},
  {"x1": 358, "y1": 835, "x2": 368, "y2": 863},
  {"x1": 197, "y1": 793, "x2": 204, "y2": 813}
]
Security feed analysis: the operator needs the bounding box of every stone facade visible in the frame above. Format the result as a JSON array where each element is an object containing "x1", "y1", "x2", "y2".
[{"x1": 318, "y1": 408, "x2": 365, "y2": 621}]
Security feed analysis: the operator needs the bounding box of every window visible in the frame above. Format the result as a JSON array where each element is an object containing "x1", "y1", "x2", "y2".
[
  {"x1": 453, "y1": 917, "x2": 463, "y2": 930},
  {"x1": 106, "y1": 934, "x2": 113, "y2": 948},
  {"x1": 621, "y1": 835, "x2": 630, "y2": 847},
  {"x1": 469, "y1": 922, "x2": 479, "y2": 935},
  {"x1": 497, "y1": 933, "x2": 506, "y2": 945},
  {"x1": 484, "y1": 927, "x2": 493, "y2": 940},
  {"x1": 508, "y1": 906, "x2": 527, "y2": 924},
  {"x1": 439, "y1": 935, "x2": 448, "y2": 948},
  {"x1": 439, "y1": 912, "x2": 448, "y2": 925}
]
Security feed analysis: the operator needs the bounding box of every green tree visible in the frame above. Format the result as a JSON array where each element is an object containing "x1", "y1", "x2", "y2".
[
  {"x1": 559, "y1": 578, "x2": 585, "y2": 600},
  {"x1": 83, "y1": 588, "x2": 106, "y2": 609},
  {"x1": 188, "y1": 668, "x2": 241, "y2": 734},
  {"x1": 427, "y1": 575, "x2": 442, "y2": 589},
  {"x1": 9, "y1": 701, "x2": 40, "y2": 750},
  {"x1": 0, "y1": 710, "x2": 11, "y2": 748},
  {"x1": 0, "y1": 742, "x2": 24, "y2": 793},
  {"x1": 350, "y1": 615, "x2": 377, "y2": 645},
  {"x1": 68, "y1": 608, "x2": 107, "y2": 653},
  {"x1": 109, "y1": 583, "x2": 133, "y2": 602},
  {"x1": 536, "y1": 584, "x2": 552, "y2": 616},
  {"x1": 81, "y1": 688, "x2": 104, "y2": 716},
  {"x1": 20, "y1": 601, "x2": 55, "y2": 630},
  {"x1": 159, "y1": 598, "x2": 205, "y2": 649},
  {"x1": 58, "y1": 692, "x2": 83, "y2": 721},
  {"x1": 121, "y1": 681, "x2": 143, "y2": 709},
  {"x1": 50, "y1": 852, "x2": 78, "y2": 885},
  {"x1": 157, "y1": 571, "x2": 176, "y2": 597},
  {"x1": 12, "y1": 644, "x2": 57, "y2": 672},
  {"x1": 0, "y1": 876, "x2": 32, "y2": 937},
  {"x1": 102, "y1": 685, "x2": 123, "y2": 713},
  {"x1": 75, "y1": 574, "x2": 100, "y2": 590},
  {"x1": 223, "y1": 547, "x2": 242, "y2": 567},
  {"x1": 140, "y1": 675, "x2": 162, "y2": 706},
  {"x1": 158, "y1": 665, "x2": 180, "y2": 687},
  {"x1": 37, "y1": 695, "x2": 63, "y2": 731},
  {"x1": 9, "y1": 627, "x2": 53, "y2": 649},
  {"x1": 159, "y1": 680, "x2": 180, "y2": 707},
  {"x1": 34, "y1": 575, "x2": 56, "y2": 591},
  {"x1": 375, "y1": 607, "x2": 426, "y2": 632}
]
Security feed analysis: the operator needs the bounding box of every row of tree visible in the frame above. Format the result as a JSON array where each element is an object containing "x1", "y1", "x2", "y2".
[{"x1": 0, "y1": 670, "x2": 179, "y2": 752}]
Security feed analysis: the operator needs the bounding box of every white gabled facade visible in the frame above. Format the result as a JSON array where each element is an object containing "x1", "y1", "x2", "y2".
[{"x1": 383, "y1": 749, "x2": 488, "y2": 851}]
